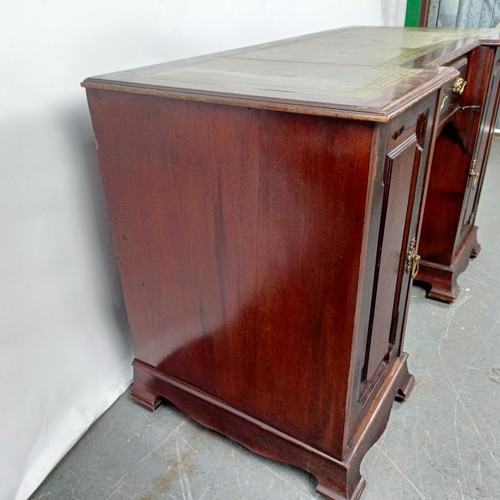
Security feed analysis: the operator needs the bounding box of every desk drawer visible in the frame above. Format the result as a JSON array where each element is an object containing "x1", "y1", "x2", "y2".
[{"x1": 439, "y1": 57, "x2": 468, "y2": 123}]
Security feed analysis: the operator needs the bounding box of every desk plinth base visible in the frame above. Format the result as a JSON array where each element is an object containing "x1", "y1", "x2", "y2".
[
  {"x1": 130, "y1": 356, "x2": 414, "y2": 500},
  {"x1": 416, "y1": 225, "x2": 481, "y2": 303}
]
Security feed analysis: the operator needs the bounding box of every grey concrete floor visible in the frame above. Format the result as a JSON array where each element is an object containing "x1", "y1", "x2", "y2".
[{"x1": 31, "y1": 141, "x2": 500, "y2": 500}]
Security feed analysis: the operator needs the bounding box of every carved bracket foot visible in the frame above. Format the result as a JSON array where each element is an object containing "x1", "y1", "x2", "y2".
[
  {"x1": 315, "y1": 477, "x2": 366, "y2": 500},
  {"x1": 130, "y1": 379, "x2": 163, "y2": 411},
  {"x1": 416, "y1": 226, "x2": 480, "y2": 303},
  {"x1": 415, "y1": 263, "x2": 459, "y2": 303},
  {"x1": 127, "y1": 354, "x2": 414, "y2": 500}
]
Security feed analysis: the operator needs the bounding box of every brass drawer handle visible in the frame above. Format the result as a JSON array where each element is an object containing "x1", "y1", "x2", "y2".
[
  {"x1": 405, "y1": 236, "x2": 420, "y2": 279},
  {"x1": 452, "y1": 77, "x2": 467, "y2": 95},
  {"x1": 411, "y1": 255, "x2": 421, "y2": 279}
]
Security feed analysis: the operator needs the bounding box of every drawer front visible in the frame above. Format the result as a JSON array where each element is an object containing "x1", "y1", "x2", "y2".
[{"x1": 439, "y1": 57, "x2": 468, "y2": 124}]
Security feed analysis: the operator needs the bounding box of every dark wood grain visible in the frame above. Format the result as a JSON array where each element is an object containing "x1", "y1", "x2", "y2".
[
  {"x1": 88, "y1": 89, "x2": 375, "y2": 458},
  {"x1": 85, "y1": 84, "x2": 439, "y2": 498}
]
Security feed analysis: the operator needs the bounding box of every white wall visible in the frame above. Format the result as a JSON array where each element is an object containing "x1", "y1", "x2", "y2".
[
  {"x1": 381, "y1": 0, "x2": 408, "y2": 26},
  {"x1": 0, "y1": 2, "x2": 391, "y2": 499}
]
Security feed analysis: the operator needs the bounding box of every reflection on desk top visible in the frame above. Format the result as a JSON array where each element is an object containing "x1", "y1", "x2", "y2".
[
  {"x1": 82, "y1": 27, "x2": 500, "y2": 123},
  {"x1": 214, "y1": 27, "x2": 494, "y2": 67}
]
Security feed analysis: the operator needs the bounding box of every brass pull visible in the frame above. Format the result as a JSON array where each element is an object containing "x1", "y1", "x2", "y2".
[
  {"x1": 440, "y1": 94, "x2": 448, "y2": 111},
  {"x1": 452, "y1": 77, "x2": 467, "y2": 95},
  {"x1": 411, "y1": 255, "x2": 421, "y2": 279},
  {"x1": 469, "y1": 159, "x2": 480, "y2": 188},
  {"x1": 405, "y1": 237, "x2": 420, "y2": 279}
]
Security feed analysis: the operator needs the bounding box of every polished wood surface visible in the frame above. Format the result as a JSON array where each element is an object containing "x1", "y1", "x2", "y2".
[
  {"x1": 89, "y1": 91, "x2": 374, "y2": 458},
  {"x1": 83, "y1": 27, "x2": 500, "y2": 499},
  {"x1": 86, "y1": 87, "x2": 436, "y2": 499}
]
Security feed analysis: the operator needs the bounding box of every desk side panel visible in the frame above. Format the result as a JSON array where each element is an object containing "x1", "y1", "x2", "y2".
[{"x1": 86, "y1": 89, "x2": 374, "y2": 458}]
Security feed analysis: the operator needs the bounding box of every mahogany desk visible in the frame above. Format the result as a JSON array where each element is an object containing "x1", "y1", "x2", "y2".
[
  {"x1": 83, "y1": 27, "x2": 500, "y2": 499},
  {"x1": 415, "y1": 33, "x2": 500, "y2": 301}
]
